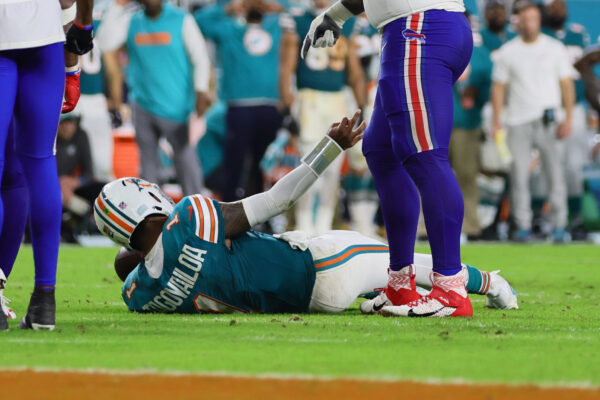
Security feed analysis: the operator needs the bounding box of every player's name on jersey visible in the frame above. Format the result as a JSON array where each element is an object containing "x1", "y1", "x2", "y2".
[{"x1": 141, "y1": 244, "x2": 207, "y2": 312}]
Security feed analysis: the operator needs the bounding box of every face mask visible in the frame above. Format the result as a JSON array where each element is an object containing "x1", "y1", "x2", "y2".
[{"x1": 545, "y1": 14, "x2": 566, "y2": 30}]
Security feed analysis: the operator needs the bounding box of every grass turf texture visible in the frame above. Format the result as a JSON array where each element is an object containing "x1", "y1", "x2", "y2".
[{"x1": 2, "y1": 244, "x2": 599, "y2": 386}]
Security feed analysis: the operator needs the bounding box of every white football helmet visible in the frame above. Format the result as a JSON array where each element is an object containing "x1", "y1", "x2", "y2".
[{"x1": 94, "y1": 178, "x2": 175, "y2": 249}]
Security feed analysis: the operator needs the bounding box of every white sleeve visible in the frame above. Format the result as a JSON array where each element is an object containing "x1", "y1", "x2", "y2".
[
  {"x1": 242, "y1": 164, "x2": 319, "y2": 226},
  {"x1": 182, "y1": 14, "x2": 211, "y2": 93},
  {"x1": 491, "y1": 46, "x2": 510, "y2": 84},
  {"x1": 556, "y1": 43, "x2": 576, "y2": 80},
  {"x1": 61, "y1": 2, "x2": 76, "y2": 26},
  {"x1": 96, "y1": 2, "x2": 133, "y2": 52}
]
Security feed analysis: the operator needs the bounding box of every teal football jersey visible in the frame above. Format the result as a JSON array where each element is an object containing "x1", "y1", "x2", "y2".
[
  {"x1": 122, "y1": 195, "x2": 316, "y2": 314},
  {"x1": 294, "y1": 11, "x2": 356, "y2": 92},
  {"x1": 543, "y1": 24, "x2": 590, "y2": 103},
  {"x1": 453, "y1": 44, "x2": 493, "y2": 130}
]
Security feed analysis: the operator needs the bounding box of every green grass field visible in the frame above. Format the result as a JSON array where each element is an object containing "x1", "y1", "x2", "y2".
[{"x1": 2, "y1": 244, "x2": 599, "y2": 386}]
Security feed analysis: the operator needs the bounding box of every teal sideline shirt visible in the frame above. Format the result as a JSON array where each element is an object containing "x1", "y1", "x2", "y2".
[
  {"x1": 80, "y1": 19, "x2": 105, "y2": 95},
  {"x1": 194, "y1": 5, "x2": 286, "y2": 103},
  {"x1": 480, "y1": 26, "x2": 516, "y2": 52},
  {"x1": 127, "y1": 3, "x2": 195, "y2": 122},
  {"x1": 122, "y1": 195, "x2": 316, "y2": 314},
  {"x1": 453, "y1": 44, "x2": 493, "y2": 130}
]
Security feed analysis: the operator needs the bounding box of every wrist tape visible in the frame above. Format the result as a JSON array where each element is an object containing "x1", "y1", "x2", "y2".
[
  {"x1": 326, "y1": 1, "x2": 354, "y2": 26},
  {"x1": 302, "y1": 135, "x2": 343, "y2": 176}
]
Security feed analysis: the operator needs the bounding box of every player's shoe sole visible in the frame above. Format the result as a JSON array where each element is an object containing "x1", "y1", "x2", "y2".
[{"x1": 19, "y1": 287, "x2": 56, "y2": 331}]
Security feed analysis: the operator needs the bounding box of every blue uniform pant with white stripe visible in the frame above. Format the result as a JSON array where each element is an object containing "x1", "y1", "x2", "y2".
[
  {"x1": 0, "y1": 124, "x2": 29, "y2": 278},
  {"x1": 0, "y1": 43, "x2": 64, "y2": 286},
  {"x1": 362, "y1": 11, "x2": 472, "y2": 275}
]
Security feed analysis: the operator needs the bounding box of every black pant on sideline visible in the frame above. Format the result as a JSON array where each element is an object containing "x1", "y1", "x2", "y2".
[{"x1": 222, "y1": 105, "x2": 282, "y2": 201}]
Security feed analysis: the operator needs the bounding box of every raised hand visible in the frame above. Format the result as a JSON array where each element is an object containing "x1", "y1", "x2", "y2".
[
  {"x1": 301, "y1": 14, "x2": 342, "y2": 59},
  {"x1": 326, "y1": 109, "x2": 366, "y2": 150}
]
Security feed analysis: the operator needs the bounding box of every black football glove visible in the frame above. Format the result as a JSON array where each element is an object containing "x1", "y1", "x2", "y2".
[{"x1": 65, "y1": 22, "x2": 94, "y2": 55}]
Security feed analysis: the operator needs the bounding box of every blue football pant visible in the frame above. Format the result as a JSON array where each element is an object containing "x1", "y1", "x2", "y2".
[
  {"x1": 363, "y1": 11, "x2": 472, "y2": 275},
  {"x1": 0, "y1": 42, "x2": 64, "y2": 286}
]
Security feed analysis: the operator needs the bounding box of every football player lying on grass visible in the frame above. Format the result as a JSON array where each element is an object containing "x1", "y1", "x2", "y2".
[{"x1": 95, "y1": 111, "x2": 517, "y2": 316}]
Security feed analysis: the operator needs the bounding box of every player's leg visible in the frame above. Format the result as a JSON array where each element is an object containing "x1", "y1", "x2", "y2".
[
  {"x1": 221, "y1": 106, "x2": 254, "y2": 201},
  {"x1": 161, "y1": 116, "x2": 204, "y2": 195},
  {"x1": 380, "y1": 11, "x2": 474, "y2": 317},
  {"x1": 535, "y1": 122, "x2": 568, "y2": 239},
  {"x1": 0, "y1": 129, "x2": 26, "y2": 323},
  {"x1": 307, "y1": 230, "x2": 518, "y2": 313},
  {"x1": 506, "y1": 122, "x2": 534, "y2": 236},
  {"x1": 0, "y1": 125, "x2": 29, "y2": 280},
  {"x1": 313, "y1": 91, "x2": 348, "y2": 234},
  {"x1": 132, "y1": 103, "x2": 162, "y2": 186},
  {"x1": 308, "y1": 230, "x2": 390, "y2": 313},
  {"x1": 562, "y1": 104, "x2": 587, "y2": 231},
  {"x1": 411, "y1": 253, "x2": 518, "y2": 309},
  {"x1": 363, "y1": 86, "x2": 422, "y2": 308},
  {"x1": 363, "y1": 252, "x2": 518, "y2": 313},
  {"x1": 248, "y1": 105, "x2": 281, "y2": 197},
  {"x1": 295, "y1": 89, "x2": 331, "y2": 234},
  {"x1": 13, "y1": 42, "x2": 64, "y2": 330},
  {"x1": 0, "y1": 52, "x2": 18, "y2": 330}
]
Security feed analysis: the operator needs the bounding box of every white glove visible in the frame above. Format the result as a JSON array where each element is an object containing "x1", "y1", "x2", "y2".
[{"x1": 301, "y1": 1, "x2": 354, "y2": 59}]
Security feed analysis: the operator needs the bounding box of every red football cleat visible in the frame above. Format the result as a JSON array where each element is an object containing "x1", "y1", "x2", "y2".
[
  {"x1": 380, "y1": 271, "x2": 473, "y2": 317},
  {"x1": 360, "y1": 265, "x2": 422, "y2": 314}
]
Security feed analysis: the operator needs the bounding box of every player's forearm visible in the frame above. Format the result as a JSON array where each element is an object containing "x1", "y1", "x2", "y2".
[
  {"x1": 560, "y1": 78, "x2": 575, "y2": 122},
  {"x1": 183, "y1": 15, "x2": 211, "y2": 93},
  {"x1": 75, "y1": 0, "x2": 93, "y2": 26},
  {"x1": 103, "y1": 51, "x2": 124, "y2": 110},
  {"x1": 227, "y1": 138, "x2": 343, "y2": 237},
  {"x1": 491, "y1": 82, "x2": 505, "y2": 126},
  {"x1": 280, "y1": 32, "x2": 299, "y2": 108},
  {"x1": 64, "y1": 50, "x2": 79, "y2": 69},
  {"x1": 347, "y1": 38, "x2": 367, "y2": 108}
]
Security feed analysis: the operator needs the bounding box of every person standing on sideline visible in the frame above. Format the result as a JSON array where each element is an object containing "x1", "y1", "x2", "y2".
[
  {"x1": 280, "y1": 0, "x2": 366, "y2": 235},
  {"x1": 195, "y1": 0, "x2": 290, "y2": 202},
  {"x1": 542, "y1": 0, "x2": 590, "y2": 234},
  {"x1": 480, "y1": 0, "x2": 515, "y2": 53},
  {"x1": 76, "y1": 8, "x2": 115, "y2": 182},
  {"x1": 97, "y1": 0, "x2": 210, "y2": 195},
  {"x1": 491, "y1": 0, "x2": 575, "y2": 242},
  {"x1": 450, "y1": 26, "x2": 493, "y2": 240}
]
